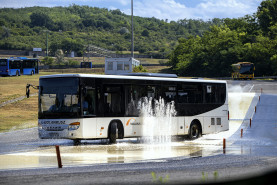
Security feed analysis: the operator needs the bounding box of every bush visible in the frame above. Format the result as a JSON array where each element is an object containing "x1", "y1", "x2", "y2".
[
  {"x1": 133, "y1": 65, "x2": 147, "y2": 73},
  {"x1": 42, "y1": 56, "x2": 54, "y2": 65},
  {"x1": 67, "y1": 59, "x2": 79, "y2": 66}
]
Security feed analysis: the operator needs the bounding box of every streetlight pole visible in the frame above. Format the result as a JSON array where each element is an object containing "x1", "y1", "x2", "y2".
[
  {"x1": 43, "y1": 30, "x2": 50, "y2": 56},
  {"x1": 46, "y1": 31, "x2": 49, "y2": 56},
  {"x1": 131, "y1": 0, "x2": 134, "y2": 58}
]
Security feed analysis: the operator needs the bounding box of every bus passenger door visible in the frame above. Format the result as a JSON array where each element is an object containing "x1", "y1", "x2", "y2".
[{"x1": 82, "y1": 87, "x2": 96, "y2": 116}]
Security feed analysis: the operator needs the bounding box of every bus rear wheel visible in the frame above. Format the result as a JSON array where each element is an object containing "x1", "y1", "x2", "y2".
[
  {"x1": 109, "y1": 121, "x2": 118, "y2": 144},
  {"x1": 189, "y1": 122, "x2": 202, "y2": 140}
]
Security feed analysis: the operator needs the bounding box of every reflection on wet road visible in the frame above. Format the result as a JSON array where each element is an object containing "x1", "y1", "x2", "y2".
[{"x1": 0, "y1": 138, "x2": 217, "y2": 170}]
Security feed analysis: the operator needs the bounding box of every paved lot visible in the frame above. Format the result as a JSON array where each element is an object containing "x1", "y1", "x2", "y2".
[{"x1": 0, "y1": 80, "x2": 277, "y2": 184}]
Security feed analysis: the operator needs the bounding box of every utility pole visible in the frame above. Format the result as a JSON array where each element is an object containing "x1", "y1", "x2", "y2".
[
  {"x1": 46, "y1": 31, "x2": 49, "y2": 56},
  {"x1": 43, "y1": 30, "x2": 50, "y2": 56},
  {"x1": 131, "y1": 0, "x2": 134, "y2": 58}
]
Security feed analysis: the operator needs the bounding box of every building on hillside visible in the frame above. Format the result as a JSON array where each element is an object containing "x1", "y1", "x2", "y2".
[{"x1": 105, "y1": 57, "x2": 140, "y2": 75}]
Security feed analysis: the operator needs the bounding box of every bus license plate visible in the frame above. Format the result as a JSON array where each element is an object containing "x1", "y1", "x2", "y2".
[{"x1": 49, "y1": 133, "x2": 59, "y2": 138}]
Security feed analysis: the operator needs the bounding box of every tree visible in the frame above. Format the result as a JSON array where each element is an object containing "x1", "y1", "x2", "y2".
[
  {"x1": 60, "y1": 38, "x2": 84, "y2": 56},
  {"x1": 30, "y1": 12, "x2": 54, "y2": 30},
  {"x1": 111, "y1": 9, "x2": 123, "y2": 15},
  {"x1": 257, "y1": 0, "x2": 277, "y2": 34},
  {"x1": 141, "y1": 29, "x2": 150, "y2": 37},
  {"x1": 243, "y1": 34, "x2": 275, "y2": 76},
  {"x1": 118, "y1": 27, "x2": 129, "y2": 35},
  {"x1": 55, "y1": 49, "x2": 65, "y2": 65},
  {"x1": 0, "y1": 26, "x2": 10, "y2": 38},
  {"x1": 170, "y1": 25, "x2": 246, "y2": 77},
  {"x1": 270, "y1": 54, "x2": 277, "y2": 75}
]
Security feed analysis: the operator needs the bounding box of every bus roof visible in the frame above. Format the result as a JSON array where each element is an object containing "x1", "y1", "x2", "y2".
[
  {"x1": 232, "y1": 62, "x2": 253, "y2": 65},
  {"x1": 1, "y1": 57, "x2": 39, "y2": 61},
  {"x1": 39, "y1": 74, "x2": 227, "y2": 84},
  {"x1": 119, "y1": 73, "x2": 178, "y2": 78}
]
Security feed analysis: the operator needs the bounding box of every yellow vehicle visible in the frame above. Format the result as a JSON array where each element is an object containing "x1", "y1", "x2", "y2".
[{"x1": 231, "y1": 62, "x2": 255, "y2": 80}]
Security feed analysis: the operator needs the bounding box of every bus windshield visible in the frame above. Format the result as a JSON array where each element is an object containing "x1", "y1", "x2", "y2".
[
  {"x1": 0, "y1": 59, "x2": 7, "y2": 66},
  {"x1": 240, "y1": 65, "x2": 254, "y2": 74},
  {"x1": 39, "y1": 78, "x2": 80, "y2": 119}
]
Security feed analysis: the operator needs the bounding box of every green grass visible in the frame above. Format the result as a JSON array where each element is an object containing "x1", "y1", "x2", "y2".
[
  {"x1": 0, "y1": 57, "x2": 170, "y2": 132},
  {"x1": 0, "y1": 96, "x2": 38, "y2": 132},
  {"x1": 0, "y1": 74, "x2": 40, "y2": 104},
  {"x1": 151, "y1": 172, "x2": 170, "y2": 183}
]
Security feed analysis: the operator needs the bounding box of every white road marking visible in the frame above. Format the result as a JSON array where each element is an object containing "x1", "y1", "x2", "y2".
[{"x1": 249, "y1": 85, "x2": 254, "y2": 92}]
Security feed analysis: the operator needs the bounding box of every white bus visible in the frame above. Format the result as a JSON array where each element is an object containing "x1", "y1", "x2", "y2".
[{"x1": 35, "y1": 73, "x2": 229, "y2": 144}]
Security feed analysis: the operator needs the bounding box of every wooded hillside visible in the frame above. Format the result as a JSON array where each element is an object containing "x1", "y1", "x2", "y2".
[{"x1": 0, "y1": 5, "x2": 219, "y2": 58}]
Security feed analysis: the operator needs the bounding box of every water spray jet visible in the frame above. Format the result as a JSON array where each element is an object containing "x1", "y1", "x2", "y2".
[{"x1": 139, "y1": 97, "x2": 176, "y2": 144}]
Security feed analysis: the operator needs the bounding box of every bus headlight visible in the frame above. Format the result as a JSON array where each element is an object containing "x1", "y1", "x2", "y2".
[
  {"x1": 68, "y1": 122, "x2": 80, "y2": 131},
  {"x1": 38, "y1": 123, "x2": 43, "y2": 130}
]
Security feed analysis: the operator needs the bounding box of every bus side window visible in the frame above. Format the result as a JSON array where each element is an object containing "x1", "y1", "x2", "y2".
[
  {"x1": 125, "y1": 85, "x2": 136, "y2": 116},
  {"x1": 205, "y1": 85, "x2": 214, "y2": 103},
  {"x1": 177, "y1": 84, "x2": 203, "y2": 104},
  {"x1": 218, "y1": 84, "x2": 226, "y2": 104},
  {"x1": 204, "y1": 84, "x2": 226, "y2": 104},
  {"x1": 97, "y1": 88, "x2": 104, "y2": 115},
  {"x1": 147, "y1": 86, "x2": 156, "y2": 98},
  {"x1": 83, "y1": 88, "x2": 96, "y2": 116},
  {"x1": 161, "y1": 86, "x2": 176, "y2": 102},
  {"x1": 104, "y1": 86, "x2": 122, "y2": 115},
  {"x1": 125, "y1": 85, "x2": 145, "y2": 116}
]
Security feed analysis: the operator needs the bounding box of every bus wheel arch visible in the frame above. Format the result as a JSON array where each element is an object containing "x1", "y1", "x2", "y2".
[
  {"x1": 108, "y1": 120, "x2": 124, "y2": 143},
  {"x1": 188, "y1": 119, "x2": 202, "y2": 140}
]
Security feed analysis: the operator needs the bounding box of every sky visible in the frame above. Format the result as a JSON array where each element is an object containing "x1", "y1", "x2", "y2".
[{"x1": 0, "y1": 0, "x2": 263, "y2": 21}]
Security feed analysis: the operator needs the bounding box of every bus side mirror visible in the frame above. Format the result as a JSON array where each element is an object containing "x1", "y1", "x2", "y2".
[
  {"x1": 26, "y1": 84, "x2": 39, "y2": 98},
  {"x1": 26, "y1": 84, "x2": 30, "y2": 98}
]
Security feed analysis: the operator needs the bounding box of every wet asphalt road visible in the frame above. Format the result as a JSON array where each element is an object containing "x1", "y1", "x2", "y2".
[
  {"x1": 0, "y1": 80, "x2": 277, "y2": 184},
  {"x1": 1, "y1": 154, "x2": 277, "y2": 185}
]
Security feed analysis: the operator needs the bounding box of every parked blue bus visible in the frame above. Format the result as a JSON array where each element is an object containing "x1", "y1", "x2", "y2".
[{"x1": 0, "y1": 57, "x2": 39, "y2": 76}]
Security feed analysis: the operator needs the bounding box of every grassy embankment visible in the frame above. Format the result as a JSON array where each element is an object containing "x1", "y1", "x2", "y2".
[
  {"x1": 0, "y1": 57, "x2": 170, "y2": 132},
  {"x1": 0, "y1": 74, "x2": 40, "y2": 132}
]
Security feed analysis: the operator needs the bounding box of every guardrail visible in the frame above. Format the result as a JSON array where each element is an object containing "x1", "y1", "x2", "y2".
[
  {"x1": 216, "y1": 76, "x2": 277, "y2": 80},
  {"x1": 254, "y1": 76, "x2": 277, "y2": 80}
]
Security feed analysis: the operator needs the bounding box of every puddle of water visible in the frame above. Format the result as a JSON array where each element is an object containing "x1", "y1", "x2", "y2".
[{"x1": 0, "y1": 141, "x2": 205, "y2": 169}]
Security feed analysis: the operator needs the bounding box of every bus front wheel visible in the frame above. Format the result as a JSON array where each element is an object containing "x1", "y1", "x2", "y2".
[
  {"x1": 189, "y1": 122, "x2": 202, "y2": 140},
  {"x1": 73, "y1": 139, "x2": 81, "y2": 145},
  {"x1": 109, "y1": 121, "x2": 118, "y2": 144}
]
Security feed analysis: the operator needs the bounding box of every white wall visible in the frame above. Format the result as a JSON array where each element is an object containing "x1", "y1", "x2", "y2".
[{"x1": 105, "y1": 58, "x2": 140, "y2": 75}]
